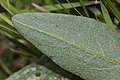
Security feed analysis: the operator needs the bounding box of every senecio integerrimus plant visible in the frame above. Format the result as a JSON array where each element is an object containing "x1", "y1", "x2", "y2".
[{"x1": 11, "y1": 13, "x2": 120, "y2": 80}]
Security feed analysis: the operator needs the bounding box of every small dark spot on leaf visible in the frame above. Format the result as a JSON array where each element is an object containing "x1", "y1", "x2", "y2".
[
  {"x1": 56, "y1": 24, "x2": 59, "y2": 27},
  {"x1": 35, "y1": 72, "x2": 41, "y2": 77}
]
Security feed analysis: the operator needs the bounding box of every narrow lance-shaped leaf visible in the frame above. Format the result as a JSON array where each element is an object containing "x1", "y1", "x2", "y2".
[
  {"x1": 42, "y1": 1, "x2": 98, "y2": 11},
  {"x1": 0, "y1": 0, "x2": 20, "y2": 15},
  {"x1": 101, "y1": 0, "x2": 120, "y2": 22},
  {"x1": 12, "y1": 13, "x2": 120, "y2": 80},
  {"x1": 0, "y1": 13, "x2": 13, "y2": 26},
  {"x1": 100, "y1": 1, "x2": 116, "y2": 30}
]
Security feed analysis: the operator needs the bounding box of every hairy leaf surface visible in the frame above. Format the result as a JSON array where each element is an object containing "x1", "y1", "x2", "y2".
[
  {"x1": 12, "y1": 13, "x2": 120, "y2": 80},
  {"x1": 6, "y1": 63, "x2": 69, "y2": 80}
]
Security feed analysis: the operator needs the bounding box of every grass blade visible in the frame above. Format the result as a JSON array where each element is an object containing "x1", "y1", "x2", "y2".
[
  {"x1": 0, "y1": 23, "x2": 19, "y2": 35},
  {"x1": 66, "y1": 0, "x2": 82, "y2": 16},
  {"x1": 0, "y1": 0, "x2": 20, "y2": 15},
  {"x1": 55, "y1": 0, "x2": 71, "y2": 14},
  {"x1": 79, "y1": 0, "x2": 89, "y2": 17},
  {"x1": 43, "y1": 1, "x2": 98, "y2": 11},
  {"x1": 0, "y1": 13, "x2": 13, "y2": 26},
  {"x1": 0, "y1": 59, "x2": 13, "y2": 75},
  {"x1": 102, "y1": 0, "x2": 120, "y2": 22},
  {"x1": 100, "y1": 1, "x2": 116, "y2": 30}
]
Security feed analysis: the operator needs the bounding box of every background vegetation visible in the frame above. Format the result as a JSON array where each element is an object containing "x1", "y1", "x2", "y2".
[{"x1": 0, "y1": 0, "x2": 120, "y2": 79}]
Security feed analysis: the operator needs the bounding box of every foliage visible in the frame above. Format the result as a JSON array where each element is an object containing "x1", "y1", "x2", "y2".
[
  {"x1": 0, "y1": 0, "x2": 119, "y2": 80},
  {"x1": 12, "y1": 13, "x2": 120, "y2": 80}
]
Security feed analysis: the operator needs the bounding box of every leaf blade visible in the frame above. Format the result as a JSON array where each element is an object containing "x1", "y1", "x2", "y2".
[
  {"x1": 12, "y1": 13, "x2": 120, "y2": 80},
  {"x1": 6, "y1": 63, "x2": 70, "y2": 80},
  {"x1": 100, "y1": 1, "x2": 116, "y2": 30}
]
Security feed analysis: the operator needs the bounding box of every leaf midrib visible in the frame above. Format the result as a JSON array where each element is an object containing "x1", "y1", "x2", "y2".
[{"x1": 12, "y1": 18, "x2": 120, "y2": 65}]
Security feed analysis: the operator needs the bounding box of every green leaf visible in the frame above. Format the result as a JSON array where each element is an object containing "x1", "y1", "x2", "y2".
[
  {"x1": 78, "y1": 0, "x2": 89, "y2": 17},
  {"x1": 66, "y1": 0, "x2": 82, "y2": 16},
  {"x1": 12, "y1": 13, "x2": 120, "y2": 80},
  {"x1": 0, "y1": 23, "x2": 19, "y2": 35},
  {"x1": 42, "y1": 1, "x2": 98, "y2": 11},
  {"x1": 13, "y1": 0, "x2": 32, "y2": 10},
  {"x1": 101, "y1": 0, "x2": 120, "y2": 22},
  {"x1": 55, "y1": 0, "x2": 71, "y2": 14},
  {"x1": 6, "y1": 63, "x2": 70, "y2": 80},
  {"x1": 0, "y1": 0, "x2": 20, "y2": 15},
  {"x1": 0, "y1": 13, "x2": 13, "y2": 26},
  {"x1": 100, "y1": 1, "x2": 116, "y2": 30}
]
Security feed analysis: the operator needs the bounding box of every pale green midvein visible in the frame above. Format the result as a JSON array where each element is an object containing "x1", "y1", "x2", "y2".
[{"x1": 13, "y1": 18, "x2": 120, "y2": 65}]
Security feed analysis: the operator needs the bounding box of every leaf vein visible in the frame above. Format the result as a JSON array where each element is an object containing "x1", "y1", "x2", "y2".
[{"x1": 12, "y1": 18, "x2": 120, "y2": 65}]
